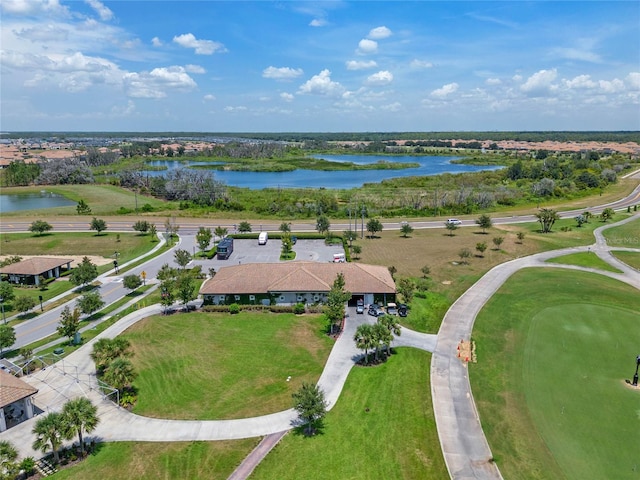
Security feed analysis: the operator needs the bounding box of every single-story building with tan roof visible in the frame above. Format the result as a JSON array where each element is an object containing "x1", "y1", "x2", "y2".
[
  {"x1": 0, "y1": 257, "x2": 73, "y2": 286},
  {"x1": 0, "y1": 370, "x2": 38, "y2": 431},
  {"x1": 200, "y1": 261, "x2": 396, "y2": 306}
]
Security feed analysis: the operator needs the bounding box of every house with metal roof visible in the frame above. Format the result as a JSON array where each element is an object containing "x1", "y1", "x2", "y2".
[{"x1": 200, "y1": 261, "x2": 396, "y2": 306}]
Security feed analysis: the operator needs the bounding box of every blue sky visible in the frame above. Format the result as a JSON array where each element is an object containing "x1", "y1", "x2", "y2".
[{"x1": 1, "y1": 0, "x2": 639, "y2": 132}]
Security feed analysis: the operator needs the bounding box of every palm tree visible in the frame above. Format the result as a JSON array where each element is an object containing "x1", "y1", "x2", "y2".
[
  {"x1": 377, "y1": 315, "x2": 402, "y2": 357},
  {"x1": 91, "y1": 338, "x2": 131, "y2": 372},
  {"x1": 372, "y1": 322, "x2": 391, "y2": 361},
  {"x1": 62, "y1": 398, "x2": 99, "y2": 455},
  {"x1": 103, "y1": 357, "x2": 137, "y2": 391},
  {"x1": 354, "y1": 323, "x2": 376, "y2": 365},
  {"x1": 0, "y1": 440, "x2": 18, "y2": 474},
  {"x1": 32, "y1": 412, "x2": 68, "y2": 464}
]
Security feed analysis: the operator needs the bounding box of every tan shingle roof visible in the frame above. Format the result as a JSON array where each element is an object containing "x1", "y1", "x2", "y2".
[
  {"x1": 200, "y1": 262, "x2": 395, "y2": 295},
  {"x1": 0, "y1": 257, "x2": 73, "y2": 276},
  {"x1": 0, "y1": 371, "x2": 38, "y2": 408}
]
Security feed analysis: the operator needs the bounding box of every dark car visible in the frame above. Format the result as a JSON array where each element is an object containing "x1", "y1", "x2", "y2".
[{"x1": 398, "y1": 303, "x2": 408, "y2": 317}]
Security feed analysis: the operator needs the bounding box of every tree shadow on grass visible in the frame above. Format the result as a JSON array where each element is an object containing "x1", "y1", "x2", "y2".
[{"x1": 291, "y1": 419, "x2": 326, "y2": 438}]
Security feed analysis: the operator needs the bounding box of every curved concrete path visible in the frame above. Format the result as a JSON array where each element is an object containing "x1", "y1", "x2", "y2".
[{"x1": 431, "y1": 213, "x2": 640, "y2": 479}]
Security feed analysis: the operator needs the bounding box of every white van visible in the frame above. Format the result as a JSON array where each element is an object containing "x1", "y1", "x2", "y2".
[
  {"x1": 258, "y1": 231, "x2": 268, "y2": 245},
  {"x1": 333, "y1": 253, "x2": 345, "y2": 263}
]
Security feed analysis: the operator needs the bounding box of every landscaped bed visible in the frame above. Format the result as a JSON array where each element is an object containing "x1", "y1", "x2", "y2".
[{"x1": 470, "y1": 268, "x2": 640, "y2": 480}]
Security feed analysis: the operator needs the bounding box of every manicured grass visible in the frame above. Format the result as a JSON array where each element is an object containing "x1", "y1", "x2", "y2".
[
  {"x1": 252, "y1": 348, "x2": 448, "y2": 480},
  {"x1": 0, "y1": 280, "x2": 75, "y2": 319},
  {"x1": 611, "y1": 250, "x2": 640, "y2": 270},
  {"x1": 545, "y1": 251, "x2": 622, "y2": 273},
  {"x1": 50, "y1": 439, "x2": 259, "y2": 480},
  {"x1": 602, "y1": 216, "x2": 640, "y2": 248},
  {"x1": 470, "y1": 268, "x2": 640, "y2": 480},
  {"x1": 124, "y1": 311, "x2": 334, "y2": 419},
  {"x1": 0, "y1": 231, "x2": 153, "y2": 265}
]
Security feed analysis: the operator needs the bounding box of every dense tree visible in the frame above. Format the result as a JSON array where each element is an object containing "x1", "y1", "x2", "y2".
[
  {"x1": 61, "y1": 398, "x2": 99, "y2": 456},
  {"x1": 32, "y1": 412, "x2": 68, "y2": 463},
  {"x1": 445, "y1": 221, "x2": 459, "y2": 236},
  {"x1": 196, "y1": 227, "x2": 213, "y2": 254},
  {"x1": 492, "y1": 236, "x2": 504, "y2": 250},
  {"x1": 400, "y1": 222, "x2": 414, "y2": 238},
  {"x1": 600, "y1": 207, "x2": 614, "y2": 222},
  {"x1": 70, "y1": 257, "x2": 99, "y2": 288},
  {"x1": 574, "y1": 215, "x2": 586, "y2": 228},
  {"x1": 324, "y1": 273, "x2": 351, "y2": 334},
  {"x1": 57, "y1": 306, "x2": 81, "y2": 344},
  {"x1": 279, "y1": 222, "x2": 291, "y2": 233},
  {"x1": 214, "y1": 226, "x2": 228, "y2": 242},
  {"x1": 292, "y1": 382, "x2": 328, "y2": 436},
  {"x1": 0, "y1": 282, "x2": 15, "y2": 304},
  {"x1": 366, "y1": 218, "x2": 383, "y2": 238},
  {"x1": 536, "y1": 208, "x2": 560, "y2": 233},
  {"x1": 351, "y1": 244, "x2": 362, "y2": 259},
  {"x1": 122, "y1": 274, "x2": 142, "y2": 292},
  {"x1": 4, "y1": 160, "x2": 40, "y2": 186},
  {"x1": 476, "y1": 242, "x2": 488, "y2": 257},
  {"x1": 342, "y1": 229, "x2": 357, "y2": 247},
  {"x1": 36, "y1": 158, "x2": 94, "y2": 185},
  {"x1": 76, "y1": 291, "x2": 104, "y2": 316},
  {"x1": 174, "y1": 249, "x2": 192, "y2": 269},
  {"x1": 76, "y1": 199, "x2": 91, "y2": 215},
  {"x1": 160, "y1": 279, "x2": 176, "y2": 313},
  {"x1": 316, "y1": 215, "x2": 330, "y2": 235},
  {"x1": 132, "y1": 220, "x2": 150, "y2": 234},
  {"x1": 175, "y1": 272, "x2": 196, "y2": 308},
  {"x1": 0, "y1": 325, "x2": 16, "y2": 356},
  {"x1": 89, "y1": 217, "x2": 107, "y2": 235},
  {"x1": 372, "y1": 322, "x2": 392, "y2": 361},
  {"x1": 396, "y1": 278, "x2": 415, "y2": 303},
  {"x1": 14, "y1": 295, "x2": 36, "y2": 315},
  {"x1": 378, "y1": 314, "x2": 402, "y2": 357},
  {"x1": 475, "y1": 214, "x2": 492, "y2": 233},
  {"x1": 354, "y1": 323, "x2": 376, "y2": 364},
  {"x1": 281, "y1": 232, "x2": 293, "y2": 256},
  {"x1": 103, "y1": 357, "x2": 137, "y2": 391},
  {"x1": 29, "y1": 220, "x2": 53, "y2": 236},
  {"x1": 238, "y1": 221, "x2": 252, "y2": 233},
  {"x1": 0, "y1": 440, "x2": 18, "y2": 477},
  {"x1": 91, "y1": 338, "x2": 131, "y2": 372},
  {"x1": 163, "y1": 168, "x2": 227, "y2": 206}
]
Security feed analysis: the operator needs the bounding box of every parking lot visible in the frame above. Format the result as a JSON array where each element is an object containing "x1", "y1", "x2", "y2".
[{"x1": 195, "y1": 238, "x2": 345, "y2": 270}]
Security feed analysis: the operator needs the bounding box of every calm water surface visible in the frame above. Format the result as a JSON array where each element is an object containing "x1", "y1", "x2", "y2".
[
  {"x1": 1, "y1": 191, "x2": 75, "y2": 213},
  {"x1": 146, "y1": 155, "x2": 502, "y2": 189}
]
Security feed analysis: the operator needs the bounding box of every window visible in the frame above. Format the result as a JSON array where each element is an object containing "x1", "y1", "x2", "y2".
[
  {"x1": 234, "y1": 295, "x2": 241, "y2": 301},
  {"x1": 249, "y1": 295, "x2": 255, "y2": 301}
]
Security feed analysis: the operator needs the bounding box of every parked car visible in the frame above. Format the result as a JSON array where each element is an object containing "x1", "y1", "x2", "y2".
[
  {"x1": 386, "y1": 303, "x2": 398, "y2": 315},
  {"x1": 356, "y1": 304, "x2": 364, "y2": 314},
  {"x1": 446, "y1": 218, "x2": 462, "y2": 225},
  {"x1": 368, "y1": 305, "x2": 385, "y2": 317},
  {"x1": 398, "y1": 303, "x2": 408, "y2": 317}
]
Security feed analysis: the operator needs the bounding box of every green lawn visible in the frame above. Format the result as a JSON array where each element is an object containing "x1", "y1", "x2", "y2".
[
  {"x1": 50, "y1": 439, "x2": 259, "y2": 480},
  {"x1": 544, "y1": 251, "x2": 622, "y2": 273},
  {"x1": 611, "y1": 250, "x2": 640, "y2": 270},
  {"x1": 124, "y1": 311, "x2": 334, "y2": 419},
  {"x1": 470, "y1": 268, "x2": 640, "y2": 480},
  {"x1": 252, "y1": 348, "x2": 448, "y2": 480},
  {"x1": 602, "y1": 216, "x2": 640, "y2": 248}
]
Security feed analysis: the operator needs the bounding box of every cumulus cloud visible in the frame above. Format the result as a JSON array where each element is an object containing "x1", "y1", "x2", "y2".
[
  {"x1": 173, "y1": 33, "x2": 226, "y2": 55},
  {"x1": 598, "y1": 78, "x2": 624, "y2": 94},
  {"x1": 151, "y1": 37, "x2": 162, "y2": 47},
  {"x1": 346, "y1": 60, "x2": 377, "y2": 70},
  {"x1": 520, "y1": 69, "x2": 558, "y2": 94},
  {"x1": 203, "y1": 94, "x2": 216, "y2": 101},
  {"x1": 563, "y1": 74, "x2": 596, "y2": 89},
  {"x1": 486, "y1": 78, "x2": 502, "y2": 85},
  {"x1": 368, "y1": 26, "x2": 392, "y2": 39},
  {"x1": 357, "y1": 39, "x2": 378, "y2": 55},
  {"x1": 627, "y1": 72, "x2": 640, "y2": 90},
  {"x1": 410, "y1": 59, "x2": 433, "y2": 69},
  {"x1": 1, "y1": 0, "x2": 70, "y2": 16},
  {"x1": 280, "y1": 92, "x2": 294, "y2": 102},
  {"x1": 262, "y1": 66, "x2": 303, "y2": 80},
  {"x1": 15, "y1": 25, "x2": 69, "y2": 42},
  {"x1": 85, "y1": 0, "x2": 113, "y2": 21},
  {"x1": 430, "y1": 83, "x2": 459, "y2": 98},
  {"x1": 366, "y1": 70, "x2": 393, "y2": 86},
  {"x1": 310, "y1": 18, "x2": 326, "y2": 27},
  {"x1": 124, "y1": 66, "x2": 197, "y2": 98},
  {"x1": 298, "y1": 69, "x2": 345, "y2": 96},
  {"x1": 185, "y1": 64, "x2": 205, "y2": 74},
  {"x1": 381, "y1": 102, "x2": 402, "y2": 112},
  {"x1": 551, "y1": 47, "x2": 601, "y2": 63}
]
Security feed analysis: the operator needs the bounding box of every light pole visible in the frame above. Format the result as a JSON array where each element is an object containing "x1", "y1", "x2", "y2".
[
  {"x1": 633, "y1": 355, "x2": 640, "y2": 387},
  {"x1": 0, "y1": 296, "x2": 5, "y2": 324}
]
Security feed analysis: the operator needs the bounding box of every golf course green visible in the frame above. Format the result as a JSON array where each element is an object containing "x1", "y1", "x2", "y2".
[{"x1": 471, "y1": 268, "x2": 640, "y2": 480}]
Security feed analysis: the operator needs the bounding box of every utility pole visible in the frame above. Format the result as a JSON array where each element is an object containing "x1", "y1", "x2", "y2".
[{"x1": 361, "y1": 205, "x2": 365, "y2": 239}]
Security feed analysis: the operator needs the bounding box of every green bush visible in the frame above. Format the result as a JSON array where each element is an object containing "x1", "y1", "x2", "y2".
[
  {"x1": 229, "y1": 303, "x2": 240, "y2": 314},
  {"x1": 293, "y1": 303, "x2": 306, "y2": 314}
]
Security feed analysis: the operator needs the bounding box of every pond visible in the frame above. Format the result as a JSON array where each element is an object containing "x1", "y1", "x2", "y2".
[
  {"x1": 0, "y1": 191, "x2": 76, "y2": 213},
  {"x1": 145, "y1": 155, "x2": 502, "y2": 189}
]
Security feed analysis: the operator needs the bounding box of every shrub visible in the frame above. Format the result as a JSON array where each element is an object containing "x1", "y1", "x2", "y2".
[
  {"x1": 293, "y1": 303, "x2": 306, "y2": 315},
  {"x1": 229, "y1": 303, "x2": 240, "y2": 314}
]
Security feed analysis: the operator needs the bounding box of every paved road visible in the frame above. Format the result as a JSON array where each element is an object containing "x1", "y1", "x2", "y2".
[{"x1": 431, "y1": 213, "x2": 640, "y2": 479}]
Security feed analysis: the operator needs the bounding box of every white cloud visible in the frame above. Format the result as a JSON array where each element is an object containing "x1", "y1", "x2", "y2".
[
  {"x1": 564, "y1": 74, "x2": 596, "y2": 89},
  {"x1": 430, "y1": 83, "x2": 459, "y2": 98},
  {"x1": 224, "y1": 106, "x2": 248, "y2": 112},
  {"x1": 512, "y1": 74, "x2": 523, "y2": 82},
  {"x1": 310, "y1": 18, "x2": 326, "y2": 27},
  {"x1": 15, "y1": 25, "x2": 69, "y2": 42},
  {"x1": 280, "y1": 92, "x2": 294, "y2": 102},
  {"x1": 185, "y1": 64, "x2": 205, "y2": 74},
  {"x1": 124, "y1": 66, "x2": 197, "y2": 98},
  {"x1": 520, "y1": 69, "x2": 558, "y2": 94},
  {"x1": 381, "y1": 102, "x2": 402, "y2": 112},
  {"x1": 262, "y1": 66, "x2": 303, "y2": 80},
  {"x1": 551, "y1": 47, "x2": 601, "y2": 63},
  {"x1": 598, "y1": 78, "x2": 624, "y2": 94},
  {"x1": 627, "y1": 72, "x2": 640, "y2": 90},
  {"x1": 357, "y1": 39, "x2": 378, "y2": 55},
  {"x1": 110, "y1": 100, "x2": 135, "y2": 116},
  {"x1": 366, "y1": 70, "x2": 393, "y2": 86},
  {"x1": 486, "y1": 78, "x2": 502, "y2": 85},
  {"x1": 346, "y1": 60, "x2": 377, "y2": 70},
  {"x1": 0, "y1": 0, "x2": 69, "y2": 16},
  {"x1": 368, "y1": 26, "x2": 392, "y2": 40},
  {"x1": 85, "y1": 0, "x2": 113, "y2": 21},
  {"x1": 298, "y1": 69, "x2": 345, "y2": 97},
  {"x1": 203, "y1": 94, "x2": 216, "y2": 101},
  {"x1": 173, "y1": 33, "x2": 226, "y2": 55},
  {"x1": 410, "y1": 59, "x2": 433, "y2": 69},
  {"x1": 151, "y1": 37, "x2": 162, "y2": 47}
]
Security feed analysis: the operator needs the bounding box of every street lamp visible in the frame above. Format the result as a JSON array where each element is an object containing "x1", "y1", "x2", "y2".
[
  {"x1": 633, "y1": 355, "x2": 640, "y2": 387},
  {"x1": 0, "y1": 296, "x2": 5, "y2": 324}
]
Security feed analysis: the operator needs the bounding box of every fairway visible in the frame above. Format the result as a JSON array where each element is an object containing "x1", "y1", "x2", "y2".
[
  {"x1": 471, "y1": 269, "x2": 640, "y2": 480},
  {"x1": 123, "y1": 311, "x2": 334, "y2": 419}
]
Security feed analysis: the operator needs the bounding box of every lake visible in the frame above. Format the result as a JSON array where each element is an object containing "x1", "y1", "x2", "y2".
[
  {"x1": 146, "y1": 155, "x2": 502, "y2": 189},
  {"x1": 0, "y1": 191, "x2": 76, "y2": 213}
]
